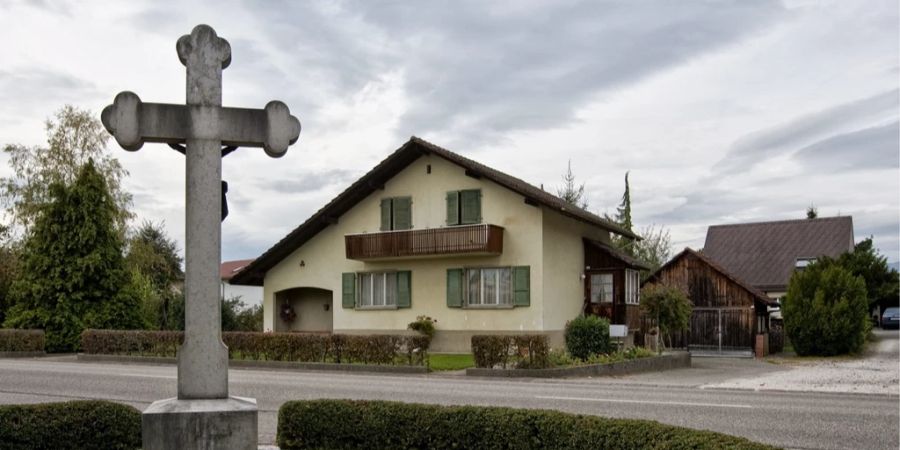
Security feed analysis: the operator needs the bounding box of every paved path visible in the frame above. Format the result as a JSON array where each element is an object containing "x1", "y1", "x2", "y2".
[{"x1": 1, "y1": 356, "x2": 897, "y2": 449}]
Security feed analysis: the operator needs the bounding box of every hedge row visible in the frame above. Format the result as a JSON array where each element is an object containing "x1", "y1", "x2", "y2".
[
  {"x1": 0, "y1": 400, "x2": 141, "y2": 450},
  {"x1": 0, "y1": 329, "x2": 44, "y2": 352},
  {"x1": 471, "y1": 334, "x2": 550, "y2": 369},
  {"x1": 277, "y1": 400, "x2": 775, "y2": 450},
  {"x1": 81, "y1": 330, "x2": 430, "y2": 366}
]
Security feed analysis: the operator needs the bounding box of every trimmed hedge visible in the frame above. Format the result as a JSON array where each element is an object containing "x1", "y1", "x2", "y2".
[
  {"x1": 81, "y1": 330, "x2": 430, "y2": 366},
  {"x1": 0, "y1": 400, "x2": 141, "y2": 449},
  {"x1": 277, "y1": 400, "x2": 775, "y2": 450},
  {"x1": 565, "y1": 315, "x2": 612, "y2": 360},
  {"x1": 471, "y1": 334, "x2": 550, "y2": 369},
  {"x1": 0, "y1": 329, "x2": 44, "y2": 352}
]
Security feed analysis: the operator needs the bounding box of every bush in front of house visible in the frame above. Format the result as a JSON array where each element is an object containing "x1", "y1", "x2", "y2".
[
  {"x1": 471, "y1": 334, "x2": 551, "y2": 369},
  {"x1": 277, "y1": 399, "x2": 775, "y2": 450},
  {"x1": 783, "y1": 258, "x2": 869, "y2": 356},
  {"x1": 80, "y1": 329, "x2": 431, "y2": 366},
  {"x1": 0, "y1": 400, "x2": 141, "y2": 449},
  {"x1": 564, "y1": 315, "x2": 612, "y2": 360},
  {"x1": 0, "y1": 329, "x2": 44, "y2": 352},
  {"x1": 407, "y1": 315, "x2": 437, "y2": 338}
]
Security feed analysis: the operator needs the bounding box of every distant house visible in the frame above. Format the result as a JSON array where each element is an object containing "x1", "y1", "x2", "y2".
[
  {"x1": 703, "y1": 216, "x2": 855, "y2": 301},
  {"x1": 220, "y1": 259, "x2": 263, "y2": 306},
  {"x1": 229, "y1": 137, "x2": 644, "y2": 352},
  {"x1": 645, "y1": 248, "x2": 774, "y2": 356}
]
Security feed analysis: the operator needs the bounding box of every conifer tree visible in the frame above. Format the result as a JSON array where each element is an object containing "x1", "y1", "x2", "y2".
[{"x1": 557, "y1": 160, "x2": 588, "y2": 209}]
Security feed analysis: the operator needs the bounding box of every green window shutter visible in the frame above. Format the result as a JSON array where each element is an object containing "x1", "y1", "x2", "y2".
[
  {"x1": 446, "y1": 268, "x2": 463, "y2": 308},
  {"x1": 393, "y1": 197, "x2": 412, "y2": 230},
  {"x1": 396, "y1": 271, "x2": 412, "y2": 308},
  {"x1": 342, "y1": 273, "x2": 357, "y2": 308},
  {"x1": 380, "y1": 198, "x2": 392, "y2": 231},
  {"x1": 460, "y1": 189, "x2": 481, "y2": 224},
  {"x1": 446, "y1": 191, "x2": 460, "y2": 225},
  {"x1": 513, "y1": 266, "x2": 530, "y2": 307}
]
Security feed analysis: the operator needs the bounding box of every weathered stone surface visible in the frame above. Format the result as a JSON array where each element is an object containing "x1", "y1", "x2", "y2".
[{"x1": 142, "y1": 396, "x2": 258, "y2": 450}]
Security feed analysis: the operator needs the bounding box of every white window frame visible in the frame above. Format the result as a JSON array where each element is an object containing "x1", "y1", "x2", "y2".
[
  {"x1": 465, "y1": 267, "x2": 512, "y2": 306},
  {"x1": 625, "y1": 269, "x2": 640, "y2": 305},
  {"x1": 357, "y1": 272, "x2": 397, "y2": 308}
]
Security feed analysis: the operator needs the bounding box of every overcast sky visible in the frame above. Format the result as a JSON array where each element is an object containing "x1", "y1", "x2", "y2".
[{"x1": 1, "y1": 0, "x2": 897, "y2": 264}]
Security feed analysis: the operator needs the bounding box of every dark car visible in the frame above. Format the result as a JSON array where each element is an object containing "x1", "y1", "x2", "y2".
[{"x1": 882, "y1": 307, "x2": 900, "y2": 329}]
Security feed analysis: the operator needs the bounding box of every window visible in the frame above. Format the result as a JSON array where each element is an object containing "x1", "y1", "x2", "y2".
[
  {"x1": 625, "y1": 269, "x2": 640, "y2": 305},
  {"x1": 590, "y1": 273, "x2": 614, "y2": 304},
  {"x1": 380, "y1": 197, "x2": 412, "y2": 231},
  {"x1": 342, "y1": 271, "x2": 411, "y2": 309},
  {"x1": 795, "y1": 258, "x2": 816, "y2": 270},
  {"x1": 446, "y1": 189, "x2": 481, "y2": 225},
  {"x1": 466, "y1": 267, "x2": 512, "y2": 306}
]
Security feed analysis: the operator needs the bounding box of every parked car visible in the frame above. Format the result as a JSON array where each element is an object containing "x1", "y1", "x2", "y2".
[{"x1": 881, "y1": 307, "x2": 900, "y2": 329}]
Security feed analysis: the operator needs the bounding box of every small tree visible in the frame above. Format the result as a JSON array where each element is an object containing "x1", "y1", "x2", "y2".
[
  {"x1": 806, "y1": 205, "x2": 818, "y2": 219},
  {"x1": 4, "y1": 161, "x2": 142, "y2": 351},
  {"x1": 125, "y1": 221, "x2": 184, "y2": 330},
  {"x1": 783, "y1": 258, "x2": 869, "y2": 356},
  {"x1": 837, "y1": 237, "x2": 899, "y2": 313},
  {"x1": 640, "y1": 283, "x2": 691, "y2": 350},
  {"x1": 557, "y1": 160, "x2": 588, "y2": 209},
  {"x1": 631, "y1": 224, "x2": 672, "y2": 279},
  {"x1": 564, "y1": 315, "x2": 612, "y2": 360}
]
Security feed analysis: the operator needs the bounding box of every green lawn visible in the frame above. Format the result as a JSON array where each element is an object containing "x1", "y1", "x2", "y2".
[{"x1": 428, "y1": 353, "x2": 475, "y2": 371}]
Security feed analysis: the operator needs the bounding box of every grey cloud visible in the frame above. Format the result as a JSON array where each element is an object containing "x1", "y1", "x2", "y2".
[
  {"x1": 254, "y1": 169, "x2": 356, "y2": 194},
  {"x1": 792, "y1": 121, "x2": 900, "y2": 172},
  {"x1": 717, "y1": 89, "x2": 899, "y2": 173}
]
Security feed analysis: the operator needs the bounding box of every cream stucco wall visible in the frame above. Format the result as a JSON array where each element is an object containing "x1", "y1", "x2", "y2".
[
  {"x1": 263, "y1": 155, "x2": 545, "y2": 334},
  {"x1": 274, "y1": 288, "x2": 332, "y2": 332},
  {"x1": 540, "y1": 210, "x2": 612, "y2": 331}
]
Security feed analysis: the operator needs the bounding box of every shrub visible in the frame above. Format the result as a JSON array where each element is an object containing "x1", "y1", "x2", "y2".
[
  {"x1": 564, "y1": 315, "x2": 612, "y2": 360},
  {"x1": 471, "y1": 335, "x2": 551, "y2": 369},
  {"x1": 80, "y1": 330, "x2": 430, "y2": 366},
  {"x1": 277, "y1": 400, "x2": 775, "y2": 450},
  {"x1": 640, "y1": 283, "x2": 691, "y2": 349},
  {"x1": 783, "y1": 258, "x2": 869, "y2": 356},
  {"x1": 407, "y1": 315, "x2": 437, "y2": 338},
  {"x1": 0, "y1": 329, "x2": 44, "y2": 352},
  {"x1": 0, "y1": 400, "x2": 141, "y2": 449}
]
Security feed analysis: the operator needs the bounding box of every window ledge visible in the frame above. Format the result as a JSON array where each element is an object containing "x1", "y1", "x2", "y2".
[
  {"x1": 465, "y1": 304, "x2": 515, "y2": 310},
  {"x1": 355, "y1": 305, "x2": 399, "y2": 311}
]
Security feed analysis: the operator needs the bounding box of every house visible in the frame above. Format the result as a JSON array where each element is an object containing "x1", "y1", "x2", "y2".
[
  {"x1": 644, "y1": 248, "x2": 774, "y2": 356},
  {"x1": 703, "y1": 216, "x2": 855, "y2": 301},
  {"x1": 220, "y1": 259, "x2": 263, "y2": 306},
  {"x1": 229, "y1": 137, "x2": 643, "y2": 352}
]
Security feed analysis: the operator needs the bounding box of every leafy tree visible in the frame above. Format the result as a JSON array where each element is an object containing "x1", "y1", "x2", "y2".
[
  {"x1": 783, "y1": 257, "x2": 868, "y2": 356},
  {"x1": 837, "y1": 238, "x2": 899, "y2": 311},
  {"x1": 806, "y1": 205, "x2": 818, "y2": 219},
  {"x1": 3, "y1": 161, "x2": 143, "y2": 351},
  {"x1": 221, "y1": 296, "x2": 263, "y2": 332},
  {"x1": 640, "y1": 282, "x2": 691, "y2": 350},
  {"x1": 125, "y1": 221, "x2": 184, "y2": 329},
  {"x1": 557, "y1": 160, "x2": 588, "y2": 209},
  {"x1": 0, "y1": 105, "x2": 132, "y2": 236},
  {"x1": 631, "y1": 224, "x2": 672, "y2": 278}
]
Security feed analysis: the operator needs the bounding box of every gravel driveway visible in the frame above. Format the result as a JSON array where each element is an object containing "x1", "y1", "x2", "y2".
[{"x1": 703, "y1": 329, "x2": 900, "y2": 395}]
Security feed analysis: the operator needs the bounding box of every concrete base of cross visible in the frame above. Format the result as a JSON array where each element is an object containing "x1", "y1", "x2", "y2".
[{"x1": 142, "y1": 396, "x2": 258, "y2": 449}]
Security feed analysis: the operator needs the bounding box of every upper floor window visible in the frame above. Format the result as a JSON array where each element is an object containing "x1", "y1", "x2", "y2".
[
  {"x1": 380, "y1": 197, "x2": 412, "y2": 231},
  {"x1": 625, "y1": 269, "x2": 640, "y2": 305},
  {"x1": 446, "y1": 189, "x2": 481, "y2": 225}
]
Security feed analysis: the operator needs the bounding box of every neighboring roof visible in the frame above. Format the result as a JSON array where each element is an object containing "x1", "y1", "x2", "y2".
[
  {"x1": 231, "y1": 136, "x2": 640, "y2": 286},
  {"x1": 220, "y1": 259, "x2": 255, "y2": 282},
  {"x1": 703, "y1": 216, "x2": 854, "y2": 292},
  {"x1": 585, "y1": 239, "x2": 652, "y2": 270},
  {"x1": 647, "y1": 247, "x2": 774, "y2": 306}
]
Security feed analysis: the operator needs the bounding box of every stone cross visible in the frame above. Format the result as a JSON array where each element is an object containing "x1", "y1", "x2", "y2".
[{"x1": 102, "y1": 25, "x2": 300, "y2": 402}]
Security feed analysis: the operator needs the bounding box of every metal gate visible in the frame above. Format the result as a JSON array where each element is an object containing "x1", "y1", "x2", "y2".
[{"x1": 689, "y1": 307, "x2": 754, "y2": 353}]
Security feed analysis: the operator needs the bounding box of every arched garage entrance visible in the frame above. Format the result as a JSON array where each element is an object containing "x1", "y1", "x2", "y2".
[{"x1": 274, "y1": 287, "x2": 333, "y2": 332}]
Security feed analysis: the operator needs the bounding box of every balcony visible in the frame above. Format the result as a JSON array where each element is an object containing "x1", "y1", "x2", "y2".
[{"x1": 345, "y1": 224, "x2": 504, "y2": 261}]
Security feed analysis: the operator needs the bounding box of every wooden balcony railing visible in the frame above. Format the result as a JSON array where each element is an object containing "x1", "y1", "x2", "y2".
[{"x1": 345, "y1": 224, "x2": 503, "y2": 260}]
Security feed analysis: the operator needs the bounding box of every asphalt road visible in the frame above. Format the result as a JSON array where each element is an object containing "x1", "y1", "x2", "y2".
[{"x1": 0, "y1": 357, "x2": 896, "y2": 449}]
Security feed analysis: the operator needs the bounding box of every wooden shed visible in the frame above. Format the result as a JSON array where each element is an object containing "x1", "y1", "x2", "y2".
[{"x1": 644, "y1": 248, "x2": 775, "y2": 356}]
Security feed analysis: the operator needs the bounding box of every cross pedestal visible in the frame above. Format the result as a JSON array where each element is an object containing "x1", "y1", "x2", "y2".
[{"x1": 102, "y1": 25, "x2": 300, "y2": 449}]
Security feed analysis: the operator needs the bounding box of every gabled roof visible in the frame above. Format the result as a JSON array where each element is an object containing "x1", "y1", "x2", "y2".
[
  {"x1": 646, "y1": 247, "x2": 774, "y2": 306},
  {"x1": 703, "y1": 216, "x2": 854, "y2": 292},
  {"x1": 220, "y1": 259, "x2": 255, "y2": 281},
  {"x1": 231, "y1": 136, "x2": 640, "y2": 286}
]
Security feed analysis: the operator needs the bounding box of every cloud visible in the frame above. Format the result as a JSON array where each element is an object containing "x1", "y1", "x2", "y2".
[
  {"x1": 792, "y1": 121, "x2": 900, "y2": 172},
  {"x1": 255, "y1": 169, "x2": 356, "y2": 195}
]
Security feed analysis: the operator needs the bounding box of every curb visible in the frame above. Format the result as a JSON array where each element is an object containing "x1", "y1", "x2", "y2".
[
  {"x1": 0, "y1": 351, "x2": 47, "y2": 358},
  {"x1": 75, "y1": 353, "x2": 429, "y2": 374},
  {"x1": 465, "y1": 352, "x2": 691, "y2": 378}
]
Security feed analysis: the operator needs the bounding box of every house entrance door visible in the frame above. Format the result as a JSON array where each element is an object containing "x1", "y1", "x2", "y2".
[{"x1": 690, "y1": 307, "x2": 754, "y2": 354}]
